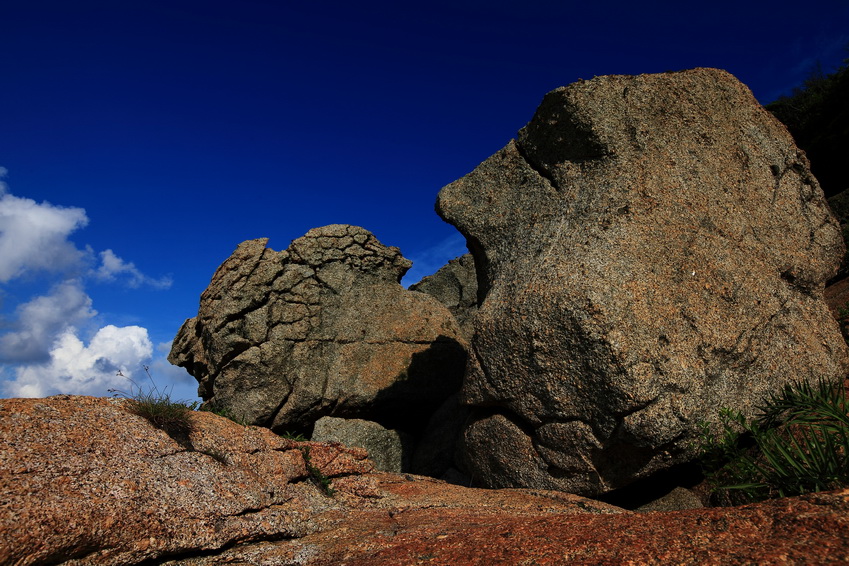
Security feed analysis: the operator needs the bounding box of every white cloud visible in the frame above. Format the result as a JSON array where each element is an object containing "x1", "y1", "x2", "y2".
[
  {"x1": 0, "y1": 169, "x2": 175, "y2": 399},
  {"x1": 0, "y1": 172, "x2": 89, "y2": 282},
  {"x1": 0, "y1": 279, "x2": 96, "y2": 362},
  {"x1": 3, "y1": 324, "x2": 154, "y2": 398},
  {"x1": 94, "y1": 249, "x2": 172, "y2": 289}
]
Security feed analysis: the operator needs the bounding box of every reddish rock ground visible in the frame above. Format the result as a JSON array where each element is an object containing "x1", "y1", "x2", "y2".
[{"x1": 2, "y1": 396, "x2": 848, "y2": 565}]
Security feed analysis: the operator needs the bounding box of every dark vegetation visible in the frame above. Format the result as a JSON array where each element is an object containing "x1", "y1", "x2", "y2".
[
  {"x1": 767, "y1": 53, "x2": 849, "y2": 199},
  {"x1": 110, "y1": 367, "x2": 198, "y2": 441},
  {"x1": 697, "y1": 378, "x2": 849, "y2": 506}
]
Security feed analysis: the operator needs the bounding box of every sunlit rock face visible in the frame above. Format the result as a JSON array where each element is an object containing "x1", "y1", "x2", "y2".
[
  {"x1": 169, "y1": 224, "x2": 467, "y2": 434},
  {"x1": 437, "y1": 68, "x2": 849, "y2": 496},
  {"x1": 409, "y1": 253, "x2": 478, "y2": 341}
]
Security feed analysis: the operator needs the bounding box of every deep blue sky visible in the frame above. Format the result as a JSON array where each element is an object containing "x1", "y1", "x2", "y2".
[{"x1": 1, "y1": 0, "x2": 847, "y2": 401}]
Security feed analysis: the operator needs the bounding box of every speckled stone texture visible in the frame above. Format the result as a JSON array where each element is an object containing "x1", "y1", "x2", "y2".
[
  {"x1": 0, "y1": 396, "x2": 623, "y2": 565},
  {"x1": 169, "y1": 225, "x2": 467, "y2": 433},
  {"x1": 4, "y1": 396, "x2": 848, "y2": 564},
  {"x1": 312, "y1": 416, "x2": 412, "y2": 472},
  {"x1": 0, "y1": 395, "x2": 374, "y2": 565},
  {"x1": 409, "y1": 253, "x2": 478, "y2": 341},
  {"x1": 437, "y1": 68, "x2": 849, "y2": 496}
]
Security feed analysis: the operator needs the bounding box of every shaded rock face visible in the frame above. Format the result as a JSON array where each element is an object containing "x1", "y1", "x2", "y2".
[
  {"x1": 437, "y1": 68, "x2": 849, "y2": 496},
  {"x1": 409, "y1": 392, "x2": 471, "y2": 480},
  {"x1": 312, "y1": 416, "x2": 413, "y2": 473},
  {"x1": 409, "y1": 253, "x2": 478, "y2": 340},
  {"x1": 3, "y1": 396, "x2": 849, "y2": 565},
  {"x1": 169, "y1": 225, "x2": 467, "y2": 434}
]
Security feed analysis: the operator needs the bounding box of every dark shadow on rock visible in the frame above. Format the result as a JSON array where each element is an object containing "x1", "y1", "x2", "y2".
[
  {"x1": 596, "y1": 461, "x2": 705, "y2": 510},
  {"x1": 370, "y1": 335, "x2": 467, "y2": 437}
]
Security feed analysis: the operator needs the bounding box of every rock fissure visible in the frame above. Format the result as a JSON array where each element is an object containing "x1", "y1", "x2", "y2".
[
  {"x1": 514, "y1": 138, "x2": 561, "y2": 192},
  {"x1": 131, "y1": 532, "x2": 305, "y2": 566}
]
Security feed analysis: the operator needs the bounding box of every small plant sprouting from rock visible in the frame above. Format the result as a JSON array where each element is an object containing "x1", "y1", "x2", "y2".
[
  {"x1": 281, "y1": 430, "x2": 308, "y2": 442},
  {"x1": 300, "y1": 445, "x2": 335, "y2": 496},
  {"x1": 110, "y1": 366, "x2": 198, "y2": 438},
  {"x1": 696, "y1": 377, "x2": 849, "y2": 505}
]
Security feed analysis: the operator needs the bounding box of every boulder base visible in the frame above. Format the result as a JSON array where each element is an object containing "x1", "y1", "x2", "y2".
[{"x1": 2, "y1": 395, "x2": 848, "y2": 565}]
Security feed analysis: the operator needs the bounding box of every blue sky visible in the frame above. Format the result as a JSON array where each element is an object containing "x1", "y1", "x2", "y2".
[{"x1": 1, "y1": 0, "x2": 847, "y2": 402}]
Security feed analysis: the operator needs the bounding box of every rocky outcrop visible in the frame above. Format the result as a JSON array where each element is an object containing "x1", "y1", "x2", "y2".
[
  {"x1": 0, "y1": 395, "x2": 374, "y2": 565},
  {"x1": 3, "y1": 396, "x2": 849, "y2": 565},
  {"x1": 169, "y1": 225, "x2": 467, "y2": 434},
  {"x1": 409, "y1": 253, "x2": 478, "y2": 340},
  {"x1": 437, "y1": 68, "x2": 849, "y2": 496}
]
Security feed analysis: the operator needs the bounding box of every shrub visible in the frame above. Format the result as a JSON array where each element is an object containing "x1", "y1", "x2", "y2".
[{"x1": 697, "y1": 377, "x2": 849, "y2": 505}]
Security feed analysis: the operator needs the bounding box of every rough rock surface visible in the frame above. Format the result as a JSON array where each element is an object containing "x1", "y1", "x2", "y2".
[
  {"x1": 0, "y1": 395, "x2": 374, "y2": 565},
  {"x1": 3, "y1": 396, "x2": 849, "y2": 565},
  {"x1": 0, "y1": 396, "x2": 618, "y2": 564},
  {"x1": 409, "y1": 253, "x2": 478, "y2": 340},
  {"x1": 312, "y1": 416, "x2": 412, "y2": 472},
  {"x1": 169, "y1": 225, "x2": 467, "y2": 433},
  {"x1": 437, "y1": 68, "x2": 849, "y2": 496}
]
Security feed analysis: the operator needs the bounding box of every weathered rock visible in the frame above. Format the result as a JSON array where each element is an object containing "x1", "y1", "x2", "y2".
[
  {"x1": 0, "y1": 396, "x2": 622, "y2": 564},
  {"x1": 635, "y1": 486, "x2": 704, "y2": 513},
  {"x1": 437, "y1": 68, "x2": 849, "y2": 496},
  {"x1": 409, "y1": 253, "x2": 478, "y2": 340},
  {"x1": 827, "y1": 189, "x2": 849, "y2": 281},
  {"x1": 4, "y1": 396, "x2": 848, "y2": 564},
  {"x1": 292, "y1": 489, "x2": 849, "y2": 565},
  {"x1": 312, "y1": 416, "x2": 413, "y2": 473},
  {"x1": 169, "y1": 225, "x2": 467, "y2": 434},
  {"x1": 0, "y1": 395, "x2": 374, "y2": 565}
]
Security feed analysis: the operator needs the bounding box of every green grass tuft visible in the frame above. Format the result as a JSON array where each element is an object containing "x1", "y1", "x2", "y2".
[
  {"x1": 300, "y1": 445, "x2": 335, "y2": 497},
  {"x1": 110, "y1": 366, "x2": 197, "y2": 438},
  {"x1": 281, "y1": 430, "x2": 308, "y2": 442},
  {"x1": 696, "y1": 377, "x2": 849, "y2": 505}
]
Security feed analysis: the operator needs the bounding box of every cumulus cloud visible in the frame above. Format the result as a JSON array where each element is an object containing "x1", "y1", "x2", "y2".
[
  {"x1": 94, "y1": 249, "x2": 172, "y2": 289},
  {"x1": 0, "y1": 279, "x2": 96, "y2": 363},
  {"x1": 0, "y1": 170, "x2": 89, "y2": 282},
  {"x1": 3, "y1": 324, "x2": 153, "y2": 398},
  {"x1": 0, "y1": 169, "x2": 173, "y2": 398}
]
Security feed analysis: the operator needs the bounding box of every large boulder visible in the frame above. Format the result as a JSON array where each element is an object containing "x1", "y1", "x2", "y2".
[
  {"x1": 169, "y1": 225, "x2": 467, "y2": 434},
  {"x1": 437, "y1": 68, "x2": 849, "y2": 496},
  {"x1": 0, "y1": 395, "x2": 617, "y2": 564}
]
